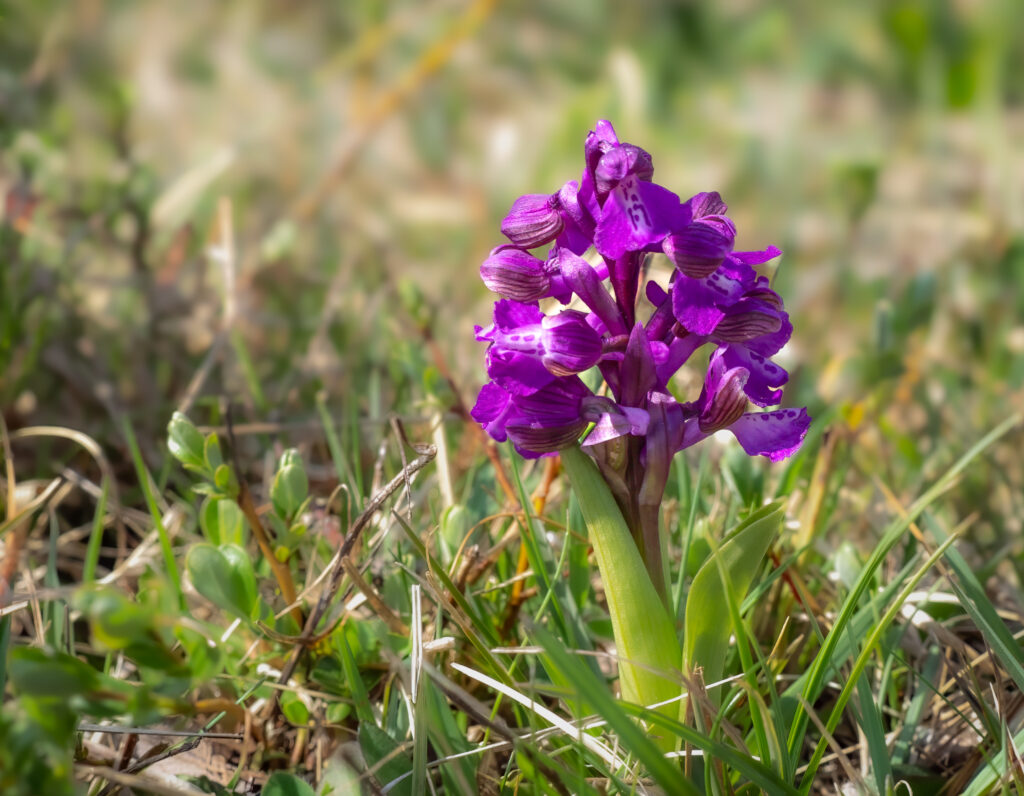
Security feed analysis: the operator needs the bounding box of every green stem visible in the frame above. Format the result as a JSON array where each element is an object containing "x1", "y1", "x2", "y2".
[{"x1": 560, "y1": 446, "x2": 682, "y2": 739}]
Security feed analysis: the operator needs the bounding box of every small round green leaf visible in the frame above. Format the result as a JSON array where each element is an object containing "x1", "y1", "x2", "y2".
[
  {"x1": 271, "y1": 450, "x2": 308, "y2": 520},
  {"x1": 167, "y1": 412, "x2": 205, "y2": 469},
  {"x1": 186, "y1": 543, "x2": 257, "y2": 621},
  {"x1": 199, "y1": 496, "x2": 245, "y2": 546},
  {"x1": 262, "y1": 772, "x2": 316, "y2": 796},
  {"x1": 213, "y1": 463, "x2": 237, "y2": 497},
  {"x1": 280, "y1": 690, "x2": 310, "y2": 726}
]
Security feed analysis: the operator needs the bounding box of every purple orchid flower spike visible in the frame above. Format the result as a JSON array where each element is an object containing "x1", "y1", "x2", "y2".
[
  {"x1": 470, "y1": 120, "x2": 811, "y2": 723},
  {"x1": 473, "y1": 119, "x2": 810, "y2": 605}
]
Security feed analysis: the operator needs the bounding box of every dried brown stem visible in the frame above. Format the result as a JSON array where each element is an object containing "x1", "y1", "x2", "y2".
[
  {"x1": 341, "y1": 556, "x2": 409, "y2": 636},
  {"x1": 225, "y1": 407, "x2": 304, "y2": 627},
  {"x1": 270, "y1": 442, "x2": 437, "y2": 701}
]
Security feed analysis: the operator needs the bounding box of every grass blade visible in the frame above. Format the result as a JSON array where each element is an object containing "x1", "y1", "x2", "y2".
[
  {"x1": 786, "y1": 414, "x2": 1020, "y2": 764},
  {"x1": 123, "y1": 418, "x2": 183, "y2": 608},
  {"x1": 797, "y1": 531, "x2": 959, "y2": 792},
  {"x1": 529, "y1": 622, "x2": 700, "y2": 796}
]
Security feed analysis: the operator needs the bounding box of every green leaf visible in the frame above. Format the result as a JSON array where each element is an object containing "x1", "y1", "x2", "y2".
[
  {"x1": 439, "y1": 503, "x2": 470, "y2": 561},
  {"x1": 213, "y1": 463, "x2": 237, "y2": 497},
  {"x1": 199, "y1": 496, "x2": 245, "y2": 546},
  {"x1": 167, "y1": 412, "x2": 205, "y2": 470},
  {"x1": 280, "y1": 690, "x2": 310, "y2": 726},
  {"x1": 683, "y1": 502, "x2": 783, "y2": 696},
  {"x1": 180, "y1": 776, "x2": 235, "y2": 796},
  {"x1": 559, "y1": 446, "x2": 681, "y2": 737},
  {"x1": 204, "y1": 433, "x2": 224, "y2": 471},
  {"x1": 325, "y1": 701, "x2": 352, "y2": 723},
  {"x1": 359, "y1": 723, "x2": 414, "y2": 796},
  {"x1": 75, "y1": 586, "x2": 156, "y2": 647},
  {"x1": 8, "y1": 647, "x2": 100, "y2": 698},
  {"x1": 271, "y1": 449, "x2": 308, "y2": 520},
  {"x1": 261, "y1": 772, "x2": 316, "y2": 796},
  {"x1": 186, "y1": 543, "x2": 258, "y2": 621}
]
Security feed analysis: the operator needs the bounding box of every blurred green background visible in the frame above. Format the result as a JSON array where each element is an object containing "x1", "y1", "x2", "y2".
[{"x1": 3, "y1": 0, "x2": 1023, "y2": 504}]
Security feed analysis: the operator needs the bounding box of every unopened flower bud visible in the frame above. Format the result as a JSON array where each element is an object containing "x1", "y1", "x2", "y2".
[
  {"x1": 480, "y1": 247, "x2": 550, "y2": 301},
  {"x1": 541, "y1": 311, "x2": 603, "y2": 376},
  {"x1": 713, "y1": 307, "x2": 783, "y2": 342},
  {"x1": 594, "y1": 144, "x2": 654, "y2": 194},
  {"x1": 501, "y1": 193, "x2": 563, "y2": 248},
  {"x1": 689, "y1": 191, "x2": 728, "y2": 218},
  {"x1": 663, "y1": 216, "x2": 736, "y2": 278}
]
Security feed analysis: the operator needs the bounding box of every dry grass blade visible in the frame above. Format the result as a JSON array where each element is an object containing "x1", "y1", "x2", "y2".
[
  {"x1": 341, "y1": 556, "x2": 409, "y2": 635},
  {"x1": 76, "y1": 764, "x2": 204, "y2": 796},
  {"x1": 450, "y1": 661, "x2": 632, "y2": 774},
  {"x1": 795, "y1": 694, "x2": 867, "y2": 792}
]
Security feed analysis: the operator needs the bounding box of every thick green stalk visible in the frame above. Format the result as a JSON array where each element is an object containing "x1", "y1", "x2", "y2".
[{"x1": 560, "y1": 446, "x2": 682, "y2": 732}]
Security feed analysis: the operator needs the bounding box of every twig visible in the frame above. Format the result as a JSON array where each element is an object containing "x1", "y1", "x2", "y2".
[
  {"x1": 77, "y1": 724, "x2": 243, "y2": 740},
  {"x1": 225, "y1": 405, "x2": 304, "y2": 627},
  {"x1": 76, "y1": 766, "x2": 198, "y2": 796},
  {"x1": 272, "y1": 442, "x2": 436, "y2": 694},
  {"x1": 341, "y1": 556, "x2": 409, "y2": 635}
]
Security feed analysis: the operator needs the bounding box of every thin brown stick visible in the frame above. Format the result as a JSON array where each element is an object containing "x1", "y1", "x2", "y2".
[
  {"x1": 341, "y1": 556, "x2": 409, "y2": 635},
  {"x1": 271, "y1": 442, "x2": 437, "y2": 696},
  {"x1": 77, "y1": 766, "x2": 197, "y2": 796},
  {"x1": 225, "y1": 407, "x2": 304, "y2": 627}
]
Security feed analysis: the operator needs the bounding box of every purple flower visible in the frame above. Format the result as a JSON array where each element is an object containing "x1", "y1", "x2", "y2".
[
  {"x1": 474, "y1": 120, "x2": 810, "y2": 474},
  {"x1": 500, "y1": 193, "x2": 563, "y2": 249},
  {"x1": 472, "y1": 119, "x2": 812, "y2": 608},
  {"x1": 499, "y1": 181, "x2": 594, "y2": 255},
  {"x1": 662, "y1": 194, "x2": 736, "y2": 278},
  {"x1": 678, "y1": 350, "x2": 810, "y2": 462},
  {"x1": 480, "y1": 247, "x2": 552, "y2": 302},
  {"x1": 471, "y1": 376, "x2": 647, "y2": 459},
  {"x1": 647, "y1": 275, "x2": 792, "y2": 406},
  {"x1": 476, "y1": 300, "x2": 603, "y2": 393},
  {"x1": 670, "y1": 246, "x2": 780, "y2": 336},
  {"x1": 573, "y1": 120, "x2": 689, "y2": 261},
  {"x1": 594, "y1": 176, "x2": 686, "y2": 260}
]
